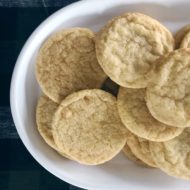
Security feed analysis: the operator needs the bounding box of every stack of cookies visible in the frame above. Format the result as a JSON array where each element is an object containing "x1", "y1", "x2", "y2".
[{"x1": 35, "y1": 12, "x2": 190, "y2": 180}]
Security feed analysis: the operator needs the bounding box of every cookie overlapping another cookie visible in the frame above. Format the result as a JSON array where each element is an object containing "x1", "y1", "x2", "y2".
[{"x1": 34, "y1": 12, "x2": 190, "y2": 180}]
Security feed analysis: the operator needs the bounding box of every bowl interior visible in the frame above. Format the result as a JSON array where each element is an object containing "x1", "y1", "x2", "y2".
[{"x1": 11, "y1": 0, "x2": 190, "y2": 189}]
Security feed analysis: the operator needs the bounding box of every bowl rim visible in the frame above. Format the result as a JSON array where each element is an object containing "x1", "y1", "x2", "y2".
[
  {"x1": 10, "y1": 1, "x2": 99, "y2": 189},
  {"x1": 10, "y1": 0, "x2": 189, "y2": 189}
]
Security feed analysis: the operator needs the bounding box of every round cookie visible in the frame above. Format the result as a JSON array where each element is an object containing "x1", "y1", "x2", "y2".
[
  {"x1": 117, "y1": 87, "x2": 183, "y2": 141},
  {"x1": 101, "y1": 78, "x2": 119, "y2": 96},
  {"x1": 36, "y1": 94, "x2": 70, "y2": 159},
  {"x1": 36, "y1": 94, "x2": 59, "y2": 150},
  {"x1": 174, "y1": 25, "x2": 190, "y2": 48},
  {"x1": 52, "y1": 89, "x2": 127, "y2": 165},
  {"x1": 36, "y1": 28, "x2": 106, "y2": 103},
  {"x1": 146, "y1": 49, "x2": 190, "y2": 128},
  {"x1": 150, "y1": 128, "x2": 190, "y2": 180},
  {"x1": 125, "y1": 129, "x2": 157, "y2": 168},
  {"x1": 95, "y1": 12, "x2": 174, "y2": 88},
  {"x1": 123, "y1": 143, "x2": 149, "y2": 167},
  {"x1": 180, "y1": 30, "x2": 190, "y2": 48}
]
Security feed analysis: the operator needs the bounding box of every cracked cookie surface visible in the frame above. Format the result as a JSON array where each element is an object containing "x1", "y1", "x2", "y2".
[
  {"x1": 95, "y1": 12, "x2": 174, "y2": 88},
  {"x1": 36, "y1": 28, "x2": 106, "y2": 103},
  {"x1": 125, "y1": 129, "x2": 157, "y2": 167},
  {"x1": 150, "y1": 128, "x2": 190, "y2": 180},
  {"x1": 146, "y1": 49, "x2": 190, "y2": 128},
  {"x1": 52, "y1": 89, "x2": 127, "y2": 165},
  {"x1": 117, "y1": 87, "x2": 183, "y2": 141}
]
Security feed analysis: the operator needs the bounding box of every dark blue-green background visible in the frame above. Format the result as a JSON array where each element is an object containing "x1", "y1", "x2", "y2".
[{"x1": 0, "y1": 1, "x2": 85, "y2": 189}]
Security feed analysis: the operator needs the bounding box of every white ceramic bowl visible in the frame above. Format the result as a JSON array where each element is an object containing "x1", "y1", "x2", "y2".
[{"x1": 10, "y1": 0, "x2": 190, "y2": 189}]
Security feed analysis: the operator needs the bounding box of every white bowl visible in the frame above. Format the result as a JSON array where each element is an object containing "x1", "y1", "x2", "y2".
[{"x1": 10, "y1": 0, "x2": 190, "y2": 189}]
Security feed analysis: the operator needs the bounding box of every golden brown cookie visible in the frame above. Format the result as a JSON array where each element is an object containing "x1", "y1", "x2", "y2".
[
  {"x1": 150, "y1": 128, "x2": 190, "y2": 180},
  {"x1": 36, "y1": 95, "x2": 70, "y2": 159},
  {"x1": 95, "y1": 12, "x2": 174, "y2": 88},
  {"x1": 125, "y1": 129, "x2": 157, "y2": 167},
  {"x1": 117, "y1": 87, "x2": 183, "y2": 141},
  {"x1": 123, "y1": 143, "x2": 149, "y2": 167},
  {"x1": 52, "y1": 89, "x2": 127, "y2": 165},
  {"x1": 36, "y1": 28, "x2": 106, "y2": 103},
  {"x1": 174, "y1": 25, "x2": 190, "y2": 48},
  {"x1": 101, "y1": 78, "x2": 119, "y2": 96},
  {"x1": 146, "y1": 49, "x2": 190, "y2": 128}
]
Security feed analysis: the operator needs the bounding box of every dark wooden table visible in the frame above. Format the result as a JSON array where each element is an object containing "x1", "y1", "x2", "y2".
[{"x1": 0, "y1": 1, "x2": 85, "y2": 189}]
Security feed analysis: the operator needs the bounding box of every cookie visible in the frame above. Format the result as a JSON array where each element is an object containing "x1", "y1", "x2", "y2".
[
  {"x1": 117, "y1": 87, "x2": 183, "y2": 141},
  {"x1": 36, "y1": 94, "x2": 59, "y2": 150},
  {"x1": 101, "y1": 78, "x2": 119, "y2": 96},
  {"x1": 95, "y1": 12, "x2": 174, "y2": 88},
  {"x1": 174, "y1": 25, "x2": 190, "y2": 48},
  {"x1": 146, "y1": 49, "x2": 190, "y2": 128},
  {"x1": 36, "y1": 94, "x2": 71, "y2": 159},
  {"x1": 52, "y1": 89, "x2": 127, "y2": 165},
  {"x1": 123, "y1": 143, "x2": 148, "y2": 167},
  {"x1": 180, "y1": 30, "x2": 190, "y2": 48},
  {"x1": 125, "y1": 129, "x2": 157, "y2": 167},
  {"x1": 150, "y1": 128, "x2": 190, "y2": 180},
  {"x1": 36, "y1": 28, "x2": 106, "y2": 103}
]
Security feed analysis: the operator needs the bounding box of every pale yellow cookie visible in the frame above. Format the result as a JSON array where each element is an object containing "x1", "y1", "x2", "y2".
[
  {"x1": 180, "y1": 30, "x2": 190, "y2": 48},
  {"x1": 52, "y1": 89, "x2": 127, "y2": 165},
  {"x1": 174, "y1": 25, "x2": 190, "y2": 48},
  {"x1": 146, "y1": 49, "x2": 190, "y2": 128},
  {"x1": 96, "y1": 12, "x2": 174, "y2": 88},
  {"x1": 117, "y1": 87, "x2": 183, "y2": 141},
  {"x1": 150, "y1": 128, "x2": 190, "y2": 180},
  {"x1": 36, "y1": 28, "x2": 106, "y2": 103},
  {"x1": 101, "y1": 78, "x2": 119, "y2": 96},
  {"x1": 36, "y1": 94, "x2": 71, "y2": 159},
  {"x1": 125, "y1": 129, "x2": 157, "y2": 167},
  {"x1": 36, "y1": 94, "x2": 59, "y2": 150},
  {"x1": 123, "y1": 143, "x2": 149, "y2": 167}
]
